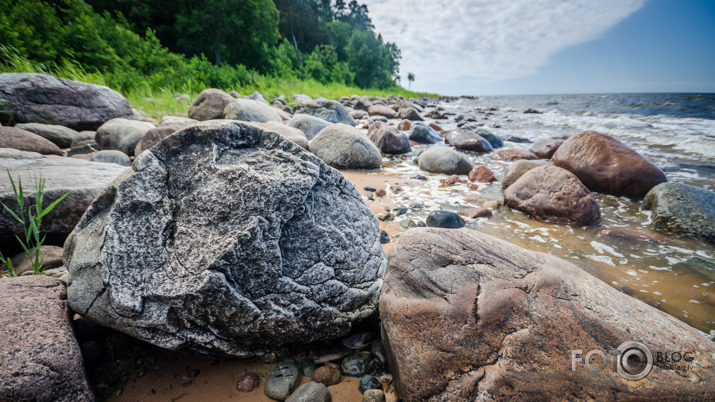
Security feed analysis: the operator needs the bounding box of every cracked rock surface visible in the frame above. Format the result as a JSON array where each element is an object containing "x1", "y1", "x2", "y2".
[
  {"x1": 65, "y1": 121, "x2": 386, "y2": 360},
  {"x1": 380, "y1": 228, "x2": 714, "y2": 401},
  {"x1": 0, "y1": 276, "x2": 94, "y2": 402}
]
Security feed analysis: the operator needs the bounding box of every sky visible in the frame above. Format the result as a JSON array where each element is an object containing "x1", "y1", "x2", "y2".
[{"x1": 363, "y1": 0, "x2": 715, "y2": 95}]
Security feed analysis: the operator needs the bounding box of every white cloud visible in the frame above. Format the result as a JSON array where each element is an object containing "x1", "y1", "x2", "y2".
[{"x1": 363, "y1": 0, "x2": 646, "y2": 91}]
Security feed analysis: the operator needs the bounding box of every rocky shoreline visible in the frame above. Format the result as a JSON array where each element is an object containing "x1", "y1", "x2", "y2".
[{"x1": 1, "y1": 73, "x2": 714, "y2": 401}]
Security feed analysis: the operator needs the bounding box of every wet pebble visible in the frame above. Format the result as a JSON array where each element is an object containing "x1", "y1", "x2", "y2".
[
  {"x1": 312, "y1": 365, "x2": 342, "y2": 386},
  {"x1": 365, "y1": 192, "x2": 374, "y2": 200},
  {"x1": 375, "y1": 188, "x2": 387, "y2": 197},
  {"x1": 341, "y1": 352, "x2": 380, "y2": 378},
  {"x1": 358, "y1": 375, "x2": 382, "y2": 394},
  {"x1": 380, "y1": 230, "x2": 390, "y2": 244},
  {"x1": 411, "y1": 175, "x2": 427, "y2": 181},
  {"x1": 377, "y1": 212, "x2": 394, "y2": 222},
  {"x1": 364, "y1": 185, "x2": 376, "y2": 192},
  {"x1": 236, "y1": 372, "x2": 261, "y2": 392},
  {"x1": 426, "y1": 211, "x2": 465, "y2": 228},
  {"x1": 370, "y1": 341, "x2": 387, "y2": 365},
  {"x1": 300, "y1": 358, "x2": 317, "y2": 377},
  {"x1": 393, "y1": 207, "x2": 408, "y2": 216},
  {"x1": 312, "y1": 346, "x2": 352, "y2": 364},
  {"x1": 265, "y1": 359, "x2": 300, "y2": 401},
  {"x1": 409, "y1": 202, "x2": 423, "y2": 210}
]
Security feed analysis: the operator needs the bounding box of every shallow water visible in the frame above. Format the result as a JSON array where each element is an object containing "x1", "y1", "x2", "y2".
[{"x1": 374, "y1": 93, "x2": 715, "y2": 337}]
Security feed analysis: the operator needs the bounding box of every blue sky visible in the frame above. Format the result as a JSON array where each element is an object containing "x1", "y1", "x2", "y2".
[{"x1": 365, "y1": 0, "x2": 715, "y2": 95}]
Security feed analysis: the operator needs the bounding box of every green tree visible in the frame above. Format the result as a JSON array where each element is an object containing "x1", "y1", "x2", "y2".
[
  {"x1": 347, "y1": 30, "x2": 396, "y2": 88},
  {"x1": 175, "y1": 0, "x2": 279, "y2": 71},
  {"x1": 407, "y1": 72, "x2": 415, "y2": 90}
]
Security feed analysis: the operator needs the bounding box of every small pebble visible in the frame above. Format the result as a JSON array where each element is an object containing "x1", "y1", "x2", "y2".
[
  {"x1": 393, "y1": 207, "x2": 407, "y2": 216},
  {"x1": 364, "y1": 185, "x2": 377, "y2": 192},
  {"x1": 358, "y1": 375, "x2": 382, "y2": 394},
  {"x1": 341, "y1": 352, "x2": 380, "y2": 378},
  {"x1": 375, "y1": 188, "x2": 387, "y2": 197},
  {"x1": 380, "y1": 231, "x2": 390, "y2": 244},
  {"x1": 300, "y1": 358, "x2": 317, "y2": 377},
  {"x1": 377, "y1": 213, "x2": 394, "y2": 222},
  {"x1": 363, "y1": 389, "x2": 386, "y2": 402},
  {"x1": 400, "y1": 220, "x2": 416, "y2": 229},
  {"x1": 341, "y1": 331, "x2": 373, "y2": 350},
  {"x1": 426, "y1": 211, "x2": 465, "y2": 229},
  {"x1": 312, "y1": 365, "x2": 342, "y2": 386},
  {"x1": 236, "y1": 372, "x2": 261, "y2": 392},
  {"x1": 411, "y1": 175, "x2": 427, "y2": 181},
  {"x1": 365, "y1": 192, "x2": 374, "y2": 200},
  {"x1": 410, "y1": 202, "x2": 423, "y2": 210}
]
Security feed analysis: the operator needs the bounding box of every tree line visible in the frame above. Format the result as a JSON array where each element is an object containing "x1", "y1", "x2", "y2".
[{"x1": 0, "y1": 0, "x2": 402, "y2": 91}]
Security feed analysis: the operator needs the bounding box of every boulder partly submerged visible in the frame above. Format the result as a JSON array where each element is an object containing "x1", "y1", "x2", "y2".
[
  {"x1": 642, "y1": 182, "x2": 715, "y2": 243},
  {"x1": 380, "y1": 228, "x2": 715, "y2": 401},
  {"x1": 0, "y1": 276, "x2": 94, "y2": 402},
  {"x1": 552, "y1": 131, "x2": 667, "y2": 198},
  {"x1": 0, "y1": 149, "x2": 127, "y2": 245},
  {"x1": 0, "y1": 73, "x2": 132, "y2": 130},
  {"x1": 64, "y1": 121, "x2": 386, "y2": 360}
]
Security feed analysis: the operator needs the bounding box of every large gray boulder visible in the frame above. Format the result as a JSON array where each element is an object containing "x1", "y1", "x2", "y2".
[
  {"x1": 64, "y1": 121, "x2": 386, "y2": 360},
  {"x1": 95, "y1": 118, "x2": 155, "y2": 156},
  {"x1": 417, "y1": 146, "x2": 473, "y2": 174},
  {"x1": 187, "y1": 88, "x2": 234, "y2": 121},
  {"x1": 0, "y1": 73, "x2": 133, "y2": 131},
  {"x1": 0, "y1": 149, "x2": 127, "y2": 245},
  {"x1": 294, "y1": 99, "x2": 356, "y2": 126},
  {"x1": 286, "y1": 114, "x2": 332, "y2": 140},
  {"x1": 308, "y1": 123, "x2": 382, "y2": 170},
  {"x1": 642, "y1": 182, "x2": 715, "y2": 243},
  {"x1": 223, "y1": 98, "x2": 283, "y2": 123},
  {"x1": 15, "y1": 123, "x2": 79, "y2": 149},
  {"x1": 380, "y1": 228, "x2": 715, "y2": 401},
  {"x1": 0, "y1": 276, "x2": 94, "y2": 402}
]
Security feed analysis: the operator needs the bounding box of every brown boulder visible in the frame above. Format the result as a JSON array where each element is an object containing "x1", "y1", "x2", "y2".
[
  {"x1": 368, "y1": 105, "x2": 398, "y2": 119},
  {"x1": 505, "y1": 165, "x2": 600, "y2": 225},
  {"x1": 0, "y1": 126, "x2": 63, "y2": 155},
  {"x1": 188, "y1": 88, "x2": 234, "y2": 121},
  {"x1": 428, "y1": 122, "x2": 443, "y2": 132},
  {"x1": 501, "y1": 159, "x2": 549, "y2": 189},
  {"x1": 380, "y1": 228, "x2": 715, "y2": 401},
  {"x1": 398, "y1": 107, "x2": 423, "y2": 121},
  {"x1": 490, "y1": 148, "x2": 537, "y2": 161},
  {"x1": 350, "y1": 110, "x2": 368, "y2": 120},
  {"x1": 530, "y1": 138, "x2": 565, "y2": 159},
  {"x1": 0, "y1": 276, "x2": 94, "y2": 401},
  {"x1": 134, "y1": 125, "x2": 183, "y2": 156},
  {"x1": 367, "y1": 121, "x2": 411, "y2": 155},
  {"x1": 444, "y1": 129, "x2": 493, "y2": 153},
  {"x1": 552, "y1": 131, "x2": 667, "y2": 198},
  {"x1": 468, "y1": 165, "x2": 497, "y2": 182}
]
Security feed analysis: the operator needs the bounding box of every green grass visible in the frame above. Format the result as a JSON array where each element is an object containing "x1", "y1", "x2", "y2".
[{"x1": 1, "y1": 45, "x2": 439, "y2": 120}]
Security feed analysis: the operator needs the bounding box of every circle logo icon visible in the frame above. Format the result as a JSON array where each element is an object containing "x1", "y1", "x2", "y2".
[{"x1": 616, "y1": 341, "x2": 653, "y2": 380}]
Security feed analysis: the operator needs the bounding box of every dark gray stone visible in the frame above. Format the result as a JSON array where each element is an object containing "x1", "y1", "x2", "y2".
[
  {"x1": 642, "y1": 182, "x2": 715, "y2": 243},
  {"x1": 408, "y1": 122, "x2": 440, "y2": 144},
  {"x1": 300, "y1": 358, "x2": 317, "y2": 377},
  {"x1": 358, "y1": 375, "x2": 382, "y2": 394},
  {"x1": 0, "y1": 73, "x2": 133, "y2": 130},
  {"x1": 64, "y1": 121, "x2": 386, "y2": 360},
  {"x1": 340, "y1": 352, "x2": 379, "y2": 378},
  {"x1": 426, "y1": 211, "x2": 465, "y2": 228},
  {"x1": 475, "y1": 129, "x2": 503, "y2": 149}
]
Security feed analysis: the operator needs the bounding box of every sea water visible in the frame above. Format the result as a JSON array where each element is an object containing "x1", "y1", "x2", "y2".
[{"x1": 381, "y1": 93, "x2": 715, "y2": 337}]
